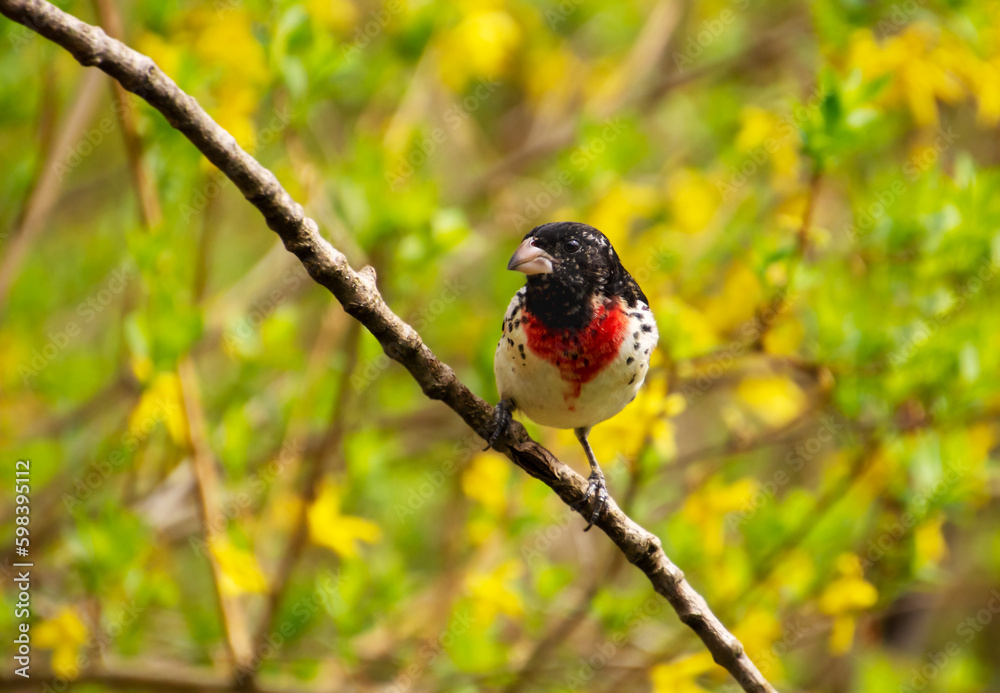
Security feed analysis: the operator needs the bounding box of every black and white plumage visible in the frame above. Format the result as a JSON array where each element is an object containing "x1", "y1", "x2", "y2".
[{"x1": 487, "y1": 221, "x2": 658, "y2": 530}]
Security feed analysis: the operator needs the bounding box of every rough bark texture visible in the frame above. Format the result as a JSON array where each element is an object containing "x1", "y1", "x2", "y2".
[{"x1": 0, "y1": 1, "x2": 777, "y2": 691}]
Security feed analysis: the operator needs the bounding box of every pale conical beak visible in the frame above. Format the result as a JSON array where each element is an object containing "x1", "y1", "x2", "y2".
[{"x1": 507, "y1": 238, "x2": 554, "y2": 275}]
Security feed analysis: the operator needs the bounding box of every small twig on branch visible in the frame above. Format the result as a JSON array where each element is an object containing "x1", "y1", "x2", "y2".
[{"x1": 0, "y1": 2, "x2": 778, "y2": 691}]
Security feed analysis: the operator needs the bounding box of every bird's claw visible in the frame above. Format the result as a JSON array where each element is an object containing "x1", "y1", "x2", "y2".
[
  {"x1": 574, "y1": 470, "x2": 608, "y2": 532},
  {"x1": 485, "y1": 399, "x2": 513, "y2": 451}
]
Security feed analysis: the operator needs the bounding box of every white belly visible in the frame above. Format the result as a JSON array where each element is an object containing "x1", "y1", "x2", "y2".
[{"x1": 493, "y1": 289, "x2": 657, "y2": 430}]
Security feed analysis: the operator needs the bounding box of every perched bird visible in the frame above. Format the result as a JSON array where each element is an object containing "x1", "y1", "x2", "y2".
[{"x1": 487, "y1": 221, "x2": 658, "y2": 530}]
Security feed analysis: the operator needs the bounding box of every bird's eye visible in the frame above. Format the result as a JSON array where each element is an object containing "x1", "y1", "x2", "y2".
[{"x1": 563, "y1": 239, "x2": 581, "y2": 253}]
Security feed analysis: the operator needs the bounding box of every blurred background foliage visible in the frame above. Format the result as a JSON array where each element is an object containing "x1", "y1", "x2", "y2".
[{"x1": 2, "y1": 0, "x2": 1000, "y2": 691}]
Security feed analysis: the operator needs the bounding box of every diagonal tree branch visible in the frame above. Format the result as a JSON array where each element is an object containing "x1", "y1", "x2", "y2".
[{"x1": 0, "y1": 2, "x2": 777, "y2": 691}]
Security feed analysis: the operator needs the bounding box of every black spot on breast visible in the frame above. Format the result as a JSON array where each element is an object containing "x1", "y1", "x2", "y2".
[
  {"x1": 633, "y1": 331, "x2": 639, "y2": 340},
  {"x1": 633, "y1": 343, "x2": 640, "y2": 350},
  {"x1": 571, "y1": 353, "x2": 578, "y2": 360},
  {"x1": 644, "y1": 349, "x2": 650, "y2": 354},
  {"x1": 513, "y1": 319, "x2": 520, "y2": 328},
  {"x1": 641, "y1": 324, "x2": 653, "y2": 333},
  {"x1": 583, "y1": 358, "x2": 590, "y2": 367},
  {"x1": 507, "y1": 338, "x2": 514, "y2": 346},
  {"x1": 518, "y1": 344, "x2": 525, "y2": 353},
  {"x1": 630, "y1": 312, "x2": 641, "y2": 318},
  {"x1": 520, "y1": 352, "x2": 526, "y2": 360},
  {"x1": 628, "y1": 375, "x2": 636, "y2": 385},
  {"x1": 626, "y1": 357, "x2": 634, "y2": 365}
]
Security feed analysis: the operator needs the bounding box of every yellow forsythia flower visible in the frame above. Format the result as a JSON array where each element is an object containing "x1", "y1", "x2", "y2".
[
  {"x1": 666, "y1": 169, "x2": 718, "y2": 234},
  {"x1": 762, "y1": 313, "x2": 805, "y2": 356},
  {"x1": 734, "y1": 106, "x2": 800, "y2": 188},
  {"x1": 34, "y1": 608, "x2": 89, "y2": 679},
  {"x1": 650, "y1": 652, "x2": 714, "y2": 693},
  {"x1": 308, "y1": 479, "x2": 383, "y2": 558},
  {"x1": 461, "y1": 454, "x2": 510, "y2": 514},
  {"x1": 913, "y1": 513, "x2": 947, "y2": 571},
  {"x1": 305, "y1": 0, "x2": 358, "y2": 33},
  {"x1": 209, "y1": 536, "x2": 268, "y2": 596},
  {"x1": 700, "y1": 262, "x2": 763, "y2": 334},
  {"x1": 829, "y1": 614, "x2": 856, "y2": 656},
  {"x1": 438, "y1": 9, "x2": 521, "y2": 89},
  {"x1": 680, "y1": 476, "x2": 759, "y2": 556},
  {"x1": 590, "y1": 181, "x2": 661, "y2": 255},
  {"x1": 846, "y1": 25, "x2": 968, "y2": 127},
  {"x1": 128, "y1": 372, "x2": 186, "y2": 445},
  {"x1": 736, "y1": 374, "x2": 807, "y2": 429},
  {"x1": 818, "y1": 553, "x2": 878, "y2": 655},
  {"x1": 465, "y1": 559, "x2": 524, "y2": 624}
]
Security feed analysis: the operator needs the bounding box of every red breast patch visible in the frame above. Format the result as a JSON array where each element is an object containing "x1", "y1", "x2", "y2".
[{"x1": 522, "y1": 299, "x2": 628, "y2": 401}]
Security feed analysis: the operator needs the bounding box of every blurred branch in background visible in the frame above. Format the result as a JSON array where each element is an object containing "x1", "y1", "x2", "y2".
[{"x1": 0, "y1": 67, "x2": 103, "y2": 310}]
